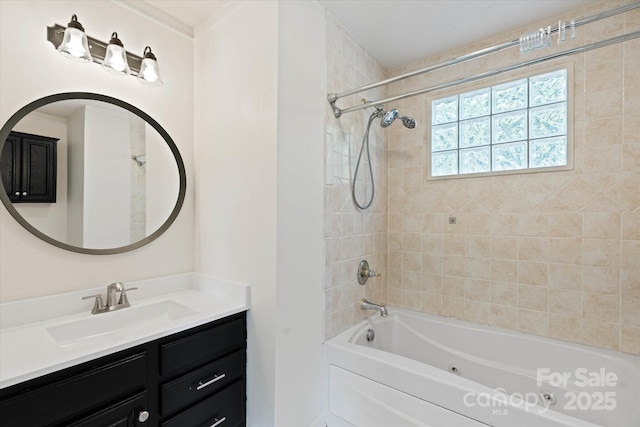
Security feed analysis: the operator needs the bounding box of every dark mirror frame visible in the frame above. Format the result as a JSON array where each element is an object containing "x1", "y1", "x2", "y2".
[{"x1": 0, "y1": 92, "x2": 186, "y2": 255}]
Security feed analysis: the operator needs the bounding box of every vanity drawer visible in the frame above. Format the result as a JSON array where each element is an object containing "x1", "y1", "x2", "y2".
[
  {"x1": 160, "y1": 317, "x2": 244, "y2": 376},
  {"x1": 161, "y1": 350, "x2": 244, "y2": 415},
  {"x1": 161, "y1": 380, "x2": 244, "y2": 427},
  {"x1": 0, "y1": 352, "x2": 147, "y2": 427}
]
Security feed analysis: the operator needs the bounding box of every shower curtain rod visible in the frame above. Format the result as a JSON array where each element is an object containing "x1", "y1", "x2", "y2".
[
  {"x1": 333, "y1": 30, "x2": 639, "y2": 117},
  {"x1": 327, "y1": 1, "x2": 640, "y2": 118}
]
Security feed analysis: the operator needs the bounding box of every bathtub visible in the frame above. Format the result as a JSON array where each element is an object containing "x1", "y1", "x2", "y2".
[{"x1": 325, "y1": 307, "x2": 640, "y2": 427}]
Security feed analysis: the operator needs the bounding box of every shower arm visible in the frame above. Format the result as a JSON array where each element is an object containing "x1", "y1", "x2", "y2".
[{"x1": 328, "y1": 1, "x2": 640, "y2": 118}]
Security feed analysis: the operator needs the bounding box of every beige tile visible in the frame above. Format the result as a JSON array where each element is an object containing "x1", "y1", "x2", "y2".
[
  {"x1": 621, "y1": 269, "x2": 640, "y2": 297},
  {"x1": 622, "y1": 144, "x2": 640, "y2": 171},
  {"x1": 518, "y1": 285, "x2": 548, "y2": 311},
  {"x1": 466, "y1": 235, "x2": 490, "y2": 258},
  {"x1": 402, "y1": 271, "x2": 422, "y2": 290},
  {"x1": 585, "y1": 62, "x2": 623, "y2": 93},
  {"x1": 583, "y1": 266, "x2": 620, "y2": 294},
  {"x1": 549, "y1": 238, "x2": 582, "y2": 264},
  {"x1": 583, "y1": 145, "x2": 622, "y2": 172},
  {"x1": 442, "y1": 296, "x2": 465, "y2": 318},
  {"x1": 584, "y1": 117, "x2": 622, "y2": 146},
  {"x1": 606, "y1": 174, "x2": 640, "y2": 211},
  {"x1": 466, "y1": 214, "x2": 491, "y2": 235},
  {"x1": 548, "y1": 314, "x2": 582, "y2": 342},
  {"x1": 403, "y1": 213, "x2": 422, "y2": 232},
  {"x1": 444, "y1": 234, "x2": 466, "y2": 255},
  {"x1": 583, "y1": 293, "x2": 620, "y2": 322},
  {"x1": 491, "y1": 236, "x2": 518, "y2": 260},
  {"x1": 554, "y1": 177, "x2": 600, "y2": 211},
  {"x1": 401, "y1": 289, "x2": 421, "y2": 311},
  {"x1": 548, "y1": 263, "x2": 582, "y2": 291},
  {"x1": 623, "y1": 114, "x2": 640, "y2": 144},
  {"x1": 422, "y1": 233, "x2": 443, "y2": 254},
  {"x1": 422, "y1": 274, "x2": 443, "y2": 295},
  {"x1": 491, "y1": 281, "x2": 517, "y2": 306},
  {"x1": 491, "y1": 213, "x2": 519, "y2": 236},
  {"x1": 518, "y1": 213, "x2": 549, "y2": 237},
  {"x1": 403, "y1": 233, "x2": 422, "y2": 252},
  {"x1": 549, "y1": 213, "x2": 583, "y2": 238},
  {"x1": 443, "y1": 254, "x2": 465, "y2": 276},
  {"x1": 583, "y1": 213, "x2": 621, "y2": 239},
  {"x1": 585, "y1": 88, "x2": 623, "y2": 120},
  {"x1": 518, "y1": 309, "x2": 548, "y2": 336},
  {"x1": 621, "y1": 325, "x2": 640, "y2": 355},
  {"x1": 549, "y1": 289, "x2": 582, "y2": 317},
  {"x1": 443, "y1": 275, "x2": 465, "y2": 298},
  {"x1": 387, "y1": 286, "x2": 402, "y2": 306},
  {"x1": 464, "y1": 299, "x2": 491, "y2": 324},
  {"x1": 422, "y1": 253, "x2": 443, "y2": 274},
  {"x1": 621, "y1": 296, "x2": 640, "y2": 327},
  {"x1": 422, "y1": 213, "x2": 442, "y2": 233},
  {"x1": 490, "y1": 304, "x2": 518, "y2": 329},
  {"x1": 621, "y1": 240, "x2": 640, "y2": 268},
  {"x1": 491, "y1": 259, "x2": 518, "y2": 283},
  {"x1": 465, "y1": 257, "x2": 491, "y2": 280},
  {"x1": 403, "y1": 251, "x2": 422, "y2": 272},
  {"x1": 420, "y1": 293, "x2": 441, "y2": 314},
  {"x1": 518, "y1": 237, "x2": 549, "y2": 262},
  {"x1": 518, "y1": 261, "x2": 548, "y2": 286},
  {"x1": 582, "y1": 239, "x2": 620, "y2": 268},
  {"x1": 465, "y1": 278, "x2": 491, "y2": 302},
  {"x1": 582, "y1": 319, "x2": 620, "y2": 350}
]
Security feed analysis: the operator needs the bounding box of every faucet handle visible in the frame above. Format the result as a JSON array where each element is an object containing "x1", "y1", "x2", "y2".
[
  {"x1": 117, "y1": 287, "x2": 138, "y2": 306},
  {"x1": 82, "y1": 294, "x2": 105, "y2": 313}
]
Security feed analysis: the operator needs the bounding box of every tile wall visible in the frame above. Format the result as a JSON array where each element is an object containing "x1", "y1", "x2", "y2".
[
  {"x1": 384, "y1": 0, "x2": 640, "y2": 354},
  {"x1": 324, "y1": 12, "x2": 388, "y2": 339}
]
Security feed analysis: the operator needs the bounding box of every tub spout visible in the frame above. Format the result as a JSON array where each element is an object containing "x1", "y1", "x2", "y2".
[{"x1": 360, "y1": 298, "x2": 388, "y2": 317}]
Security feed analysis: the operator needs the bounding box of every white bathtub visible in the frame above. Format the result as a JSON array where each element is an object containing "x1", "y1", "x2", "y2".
[{"x1": 325, "y1": 307, "x2": 640, "y2": 427}]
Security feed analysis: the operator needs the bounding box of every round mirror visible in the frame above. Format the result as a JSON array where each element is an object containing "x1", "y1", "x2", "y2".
[{"x1": 0, "y1": 92, "x2": 186, "y2": 254}]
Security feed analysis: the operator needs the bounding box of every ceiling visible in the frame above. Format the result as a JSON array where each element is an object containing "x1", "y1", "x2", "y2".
[{"x1": 130, "y1": 0, "x2": 595, "y2": 69}]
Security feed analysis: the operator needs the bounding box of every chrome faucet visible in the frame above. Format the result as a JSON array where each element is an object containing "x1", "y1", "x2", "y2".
[
  {"x1": 360, "y1": 298, "x2": 388, "y2": 317},
  {"x1": 82, "y1": 282, "x2": 137, "y2": 315}
]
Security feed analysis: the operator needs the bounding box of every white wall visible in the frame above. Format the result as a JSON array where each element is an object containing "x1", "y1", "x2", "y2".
[
  {"x1": 83, "y1": 104, "x2": 130, "y2": 248},
  {"x1": 0, "y1": 0, "x2": 194, "y2": 301},
  {"x1": 274, "y1": 1, "x2": 326, "y2": 425},
  {"x1": 194, "y1": 1, "x2": 326, "y2": 425}
]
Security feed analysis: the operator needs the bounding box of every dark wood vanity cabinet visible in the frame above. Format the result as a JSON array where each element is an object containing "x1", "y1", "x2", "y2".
[
  {"x1": 1, "y1": 131, "x2": 58, "y2": 203},
  {"x1": 0, "y1": 312, "x2": 246, "y2": 427}
]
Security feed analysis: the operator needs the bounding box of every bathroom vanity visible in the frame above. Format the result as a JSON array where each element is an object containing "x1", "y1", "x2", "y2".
[{"x1": 0, "y1": 273, "x2": 249, "y2": 427}]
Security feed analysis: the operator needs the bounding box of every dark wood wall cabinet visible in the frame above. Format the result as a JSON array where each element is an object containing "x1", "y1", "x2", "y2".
[
  {"x1": 1, "y1": 131, "x2": 58, "y2": 203},
  {"x1": 0, "y1": 312, "x2": 247, "y2": 427}
]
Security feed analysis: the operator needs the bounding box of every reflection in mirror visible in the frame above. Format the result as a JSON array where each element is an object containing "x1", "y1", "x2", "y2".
[{"x1": 0, "y1": 93, "x2": 186, "y2": 254}]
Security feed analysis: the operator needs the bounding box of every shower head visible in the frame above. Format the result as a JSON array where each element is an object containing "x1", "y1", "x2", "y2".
[
  {"x1": 380, "y1": 109, "x2": 398, "y2": 128},
  {"x1": 401, "y1": 116, "x2": 416, "y2": 129},
  {"x1": 380, "y1": 108, "x2": 416, "y2": 129}
]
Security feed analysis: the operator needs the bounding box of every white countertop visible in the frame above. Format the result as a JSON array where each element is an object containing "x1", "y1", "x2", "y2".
[{"x1": 0, "y1": 273, "x2": 250, "y2": 389}]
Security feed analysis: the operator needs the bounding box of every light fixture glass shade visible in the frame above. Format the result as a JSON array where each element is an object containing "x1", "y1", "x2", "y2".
[
  {"x1": 102, "y1": 32, "x2": 131, "y2": 75},
  {"x1": 137, "y1": 46, "x2": 163, "y2": 86},
  {"x1": 57, "y1": 14, "x2": 93, "y2": 62}
]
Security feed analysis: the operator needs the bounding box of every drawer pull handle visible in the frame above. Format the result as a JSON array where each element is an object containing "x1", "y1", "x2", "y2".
[
  {"x1": 196, "y1": 373, "x2": 226, "y2": 390},
  {"x1": 210, "y1": 417, "x2": 226, "y2": 427}
]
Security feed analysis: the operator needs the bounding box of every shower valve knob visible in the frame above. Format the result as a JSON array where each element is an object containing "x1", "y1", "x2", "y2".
[{"x1": 358, "y1": 260, "x2": 381, "y2": 285}]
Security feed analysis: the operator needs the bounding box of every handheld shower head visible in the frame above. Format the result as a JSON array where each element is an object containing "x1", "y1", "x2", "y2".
[
  {"x1": 381, "y1": 109, "x2": 398, "y2": 128},
  {"x1": 401, "y1": 116, "x2": 416, "y2": 129}
]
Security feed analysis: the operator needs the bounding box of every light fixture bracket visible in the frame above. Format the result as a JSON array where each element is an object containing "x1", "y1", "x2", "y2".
[{"x1": 47, "y1": 24, "x2": 143, "y2": 74}]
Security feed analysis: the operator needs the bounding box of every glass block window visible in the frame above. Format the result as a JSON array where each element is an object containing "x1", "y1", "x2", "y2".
[{"x1": 430, "y1": 69, "x2": 569, "y2": 177}]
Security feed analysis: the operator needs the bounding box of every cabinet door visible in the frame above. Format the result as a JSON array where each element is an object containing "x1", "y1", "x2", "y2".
[
  {"x1": 20, "y1": 135, "x2": 56, "y2": 203},
  {"x1": 0, "y1": 134, "x2": 20, "y2": 202},
  {"x1": 67, "y1": 391, "x2": 148, "y2": 427}
]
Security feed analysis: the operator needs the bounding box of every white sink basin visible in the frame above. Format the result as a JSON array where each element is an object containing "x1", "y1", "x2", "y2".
[{"x1": 47, "y1": 300, "x2": 198, "y2": 346}]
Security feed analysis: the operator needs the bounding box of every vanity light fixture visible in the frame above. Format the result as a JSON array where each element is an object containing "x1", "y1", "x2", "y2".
[
  {"x1": 102, "y1": 32, "x2": 131, "y2": 75},
  {"x1": 137, "y1": 47, "x2": 162, "y2": 86},
  {"x1": 57, "y1": 14, "x2": 93, "y2": 62},
  {"x1": 47, "y1": 14, "x2": 163, "y2": 86}
]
